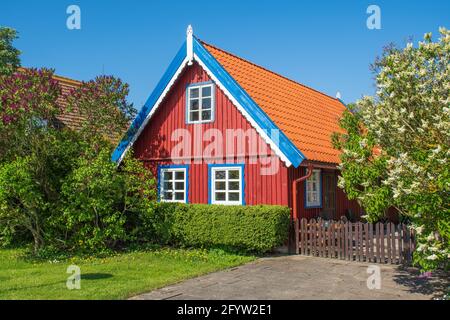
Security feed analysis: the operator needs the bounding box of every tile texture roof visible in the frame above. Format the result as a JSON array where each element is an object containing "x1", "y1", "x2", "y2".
[
  {"x1": 202, "y1": 41, "x2": 346, "y2": 164},
  {"x1": 17, "y1": 67, "x2": 84, "y2": 130},
  {"x1": 53, "y1": 75, "x2": 84, "y2": 130}
]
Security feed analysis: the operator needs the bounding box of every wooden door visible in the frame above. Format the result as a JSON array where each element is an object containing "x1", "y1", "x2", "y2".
[{"x1": 322, "y1": 172, "x2": 336, "y2": 220}]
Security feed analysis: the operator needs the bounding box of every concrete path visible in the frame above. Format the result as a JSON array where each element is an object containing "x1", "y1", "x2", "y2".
[{"x1": 131, "y1": 255, "x2": 448, "y2": 300}]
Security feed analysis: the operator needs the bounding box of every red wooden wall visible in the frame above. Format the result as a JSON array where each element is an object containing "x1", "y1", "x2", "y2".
[
  {"x1": 287, "y1": 166, "x2": 363, "y2": 220},
  {"x1": 132, "y1": 61, "x2": 367, "y2": 219},
  {"x1": 133, "y1": 62, "x2": 289, "y2": 206}
]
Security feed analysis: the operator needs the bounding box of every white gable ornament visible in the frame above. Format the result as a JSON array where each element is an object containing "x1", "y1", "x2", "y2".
[{"x1": 186, "y1": 25, "x2": 194, "y2": 66}]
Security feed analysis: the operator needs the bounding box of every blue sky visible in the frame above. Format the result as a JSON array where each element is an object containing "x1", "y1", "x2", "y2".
[{"x1": 1, "y1": 0, "x2": 449, "y2": 109}]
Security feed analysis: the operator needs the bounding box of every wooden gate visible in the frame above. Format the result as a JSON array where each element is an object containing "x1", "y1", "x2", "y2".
[{"x1": 297, "y1": 218, "x2": 415, "y2": 264}]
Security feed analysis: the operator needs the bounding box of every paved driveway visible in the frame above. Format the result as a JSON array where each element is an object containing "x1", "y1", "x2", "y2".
[{"x1": 131, "y1": 255, "x2": 447, "y2": 300}]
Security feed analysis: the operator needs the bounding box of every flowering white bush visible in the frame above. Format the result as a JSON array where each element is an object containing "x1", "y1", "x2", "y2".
[{"x1": 333, "y1": 28, "x2": 449, "y2": 271}]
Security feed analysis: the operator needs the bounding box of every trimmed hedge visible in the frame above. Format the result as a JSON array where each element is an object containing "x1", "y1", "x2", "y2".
[{"x1": 138, "y1": 203, "x2": 290, "y2": 254}]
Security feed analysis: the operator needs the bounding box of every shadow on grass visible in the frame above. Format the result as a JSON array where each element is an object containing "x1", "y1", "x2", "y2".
[
  {"x1": 82, "y1": 273, "x2": 113, "y2": 280},
  {"x1": 392, "y1": 266, "x2": 449, "y2": 299},
  {"x1": 3, "y1": 273, "x2": 114, "y2": 293}
]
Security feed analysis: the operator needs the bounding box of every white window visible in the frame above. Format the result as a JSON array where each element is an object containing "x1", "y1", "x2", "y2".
[
  {"x1": 159, "y1": 167, "x2": 187, "y2": 203},
  {"x1": 187, "y1": 83, "x2": 214, "y2": 123},
  {"x1": 210, "y1": 166, "x2": 243, "y2": 205},
  {"x1": 305, "y1": 169, "x2": 321, "y2": 208}
]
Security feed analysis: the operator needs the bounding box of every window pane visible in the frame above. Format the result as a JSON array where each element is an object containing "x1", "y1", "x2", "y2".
[
  {"x1": 163, "y1": 171, "x2": 172, "y2": 180},
  {"x1": 228, "y1": 181, "x2": 239, "y2": 190},
  {"x1": 190, "y1": 111, "x2": 199, "y2": 122},
  {"x1": 228, "y1": 192, "x2": 240, "y2": 201},
  {"x1": 190, "y1": 99, "x2": 199, "y2": 111},
  {"x1": 215, "y1": 181, "x2": 226, "y2": 190},
  {"x1": 202, "y1": 86, "x2": 211, "y2": 97},
  {"x1": 228, "y1": 170, "x2": 239, "y2": 180},
  {"x1": 202, "y1": 98, "x2": 211, "y2": 109},
  {"x1": 175, "y1": 171, "x2": 184, "y2": 180},
  {"x1": 201, "y1": 110, "x2": 211, "y2": 120},
  {"x1": 175, "y1": 181, "x2": 184, "y2": 190},
  {"x1": 174, "y1": 192, "x2": 184, "y2": 201},
  {"x1": 190, "y1": 88, "x2": 199, "y2": 98},
  {"x1": 215, "y1": 170, "x2": 226, "y2": 180},
  {"x1": 163, "y1": 181, "x2": 173, "y2": 190},
  {"x1": 163, "y1": 191, "x2": 173, "y2": 200},
  {"x1": 215, "y1": 192, "x2": 226, "y2": 201}
]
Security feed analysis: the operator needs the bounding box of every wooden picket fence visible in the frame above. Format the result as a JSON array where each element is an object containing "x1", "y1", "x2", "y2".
[{"x1": 298, "y1": 218, "x2": 415, "y2": 265}]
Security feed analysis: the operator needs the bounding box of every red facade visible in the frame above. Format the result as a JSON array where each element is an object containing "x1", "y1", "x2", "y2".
[
  {"x1": 133, "y1": 62, "x2": 362, "y2": 219},
  {"x1": 134, "y1": 62, "x2": 289, "y2": 206}
]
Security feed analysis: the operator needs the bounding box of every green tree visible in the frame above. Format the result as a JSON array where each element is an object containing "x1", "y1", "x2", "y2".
[
  {"x1": 0, "y1": 27, "x2": 154, "y2": 255},
  {"x1": 0, "y1": 131, "x2": 82, "y2": 252},
  {"x1": 0, "y1": 68, "x2": 63, "y2": 162},
  {"x1": 333, "y1": 28, "x2": 449, "y2": 271},
  {"x1": 65, "y1": 76, "x2": 136, "y2": 147},
  {"x1": 58, "y1": 148, "x2": 155, "y2": 252},
  {"x1": 0, "y1": 27, "x2": 21, "y2": 75}
]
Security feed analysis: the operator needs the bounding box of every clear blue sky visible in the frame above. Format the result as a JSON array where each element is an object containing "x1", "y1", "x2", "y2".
[{"x1": 1, "y1": 0, "x2": 449, "y2": 109}]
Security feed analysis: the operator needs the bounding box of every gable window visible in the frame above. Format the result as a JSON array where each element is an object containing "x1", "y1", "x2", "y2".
[
  {"x1": 305, "y1": 169, "x2": 321, "y2": 208},
  {"x1": 209, "y1": 165, "x2": 244, "y2": 205},
  {"x1": 159, "y1": 166, "x2": 188, "y2": 203},
  {"x1": 186, "y1": 82, "x2": 215, "y2": 124}
]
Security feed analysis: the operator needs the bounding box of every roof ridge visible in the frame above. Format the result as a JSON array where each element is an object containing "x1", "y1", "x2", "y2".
[
  {"x1": 52, "y1": 74, "x2": 82, "y2": 86},
  {"x1": 18, "y1": 67, "x2": 82, "y2": 86},
  {"x1": 199, "y1": 39, "x2": 341, "y2": 103}
]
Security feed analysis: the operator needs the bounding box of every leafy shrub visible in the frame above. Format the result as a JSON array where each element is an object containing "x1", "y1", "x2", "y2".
[
  {"x1": 0, "y1": 131, "x2": 82, "y2": 252},
  {"x1": 56, "y1": 147, "x2": 155, "y2": 253},
  {"x1": 133, "y1": 202, "x2": 178, "y2": 245},
  {"x1": 139, "y1": 203, "x2": 290, "y2": 254}
]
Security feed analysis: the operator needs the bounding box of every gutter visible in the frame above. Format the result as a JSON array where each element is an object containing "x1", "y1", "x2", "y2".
[{"x1": 288, "y1": 163, "x2": 314, "y2": 254}]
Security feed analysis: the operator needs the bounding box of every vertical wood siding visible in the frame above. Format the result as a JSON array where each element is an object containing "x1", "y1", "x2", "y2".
[
  {"x1": 288, "y1": 166, "x2": 363, "y2": 220},
  {"x1": 133, "y1": 62, "x2": 288, "y2": 206}
]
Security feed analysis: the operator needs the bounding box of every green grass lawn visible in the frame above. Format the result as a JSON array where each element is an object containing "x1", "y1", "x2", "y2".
[{"x1": 0, "y1": 247, "x2": 255, "y2": 300}]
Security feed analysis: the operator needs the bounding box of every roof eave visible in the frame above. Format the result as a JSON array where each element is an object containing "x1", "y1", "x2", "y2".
[{"x1": 112, "y1": 38, "x2": 307, "y2": 168}]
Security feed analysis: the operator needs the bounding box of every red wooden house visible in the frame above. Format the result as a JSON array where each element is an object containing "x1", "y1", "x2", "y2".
[{"x1": 112, "y1": 26, "x2": 363, "y2": 222}]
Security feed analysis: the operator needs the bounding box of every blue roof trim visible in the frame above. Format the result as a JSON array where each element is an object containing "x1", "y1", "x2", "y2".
[
  {"x1": 193, "y1": 38, "x2": 305, "y2": 167},
  {"x1": 111, "y1": 42, "x2": 187, "y2": 163},
  {"x1": 112, "y1": 38, "x2": 307, "y2": 167}
]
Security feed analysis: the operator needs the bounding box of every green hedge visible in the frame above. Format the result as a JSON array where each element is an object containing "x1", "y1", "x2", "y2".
[{"x1": 138, "y1": 203, "x2": 290, "y2": 254}]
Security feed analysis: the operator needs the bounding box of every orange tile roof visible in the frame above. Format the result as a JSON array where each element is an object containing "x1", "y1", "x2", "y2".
[
  {"x1": 18, "y1": 67, "x2": 84, "y2": 130},
  {"x1": 53, "y1": 75, "x2": 85, "y2": 131},
  {"x1": 202, "y1": 41, "x2": 346, "y2": 165}
]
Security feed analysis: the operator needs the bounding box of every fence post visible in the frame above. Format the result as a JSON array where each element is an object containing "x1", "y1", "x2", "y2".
[{"x1": 288, "y1": 219, "x2": 299, "y2": 254}]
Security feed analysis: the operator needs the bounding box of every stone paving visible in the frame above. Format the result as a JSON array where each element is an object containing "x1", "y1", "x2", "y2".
[{"x1": 131, "y1": 255, "x2": 448, "y2": 300}]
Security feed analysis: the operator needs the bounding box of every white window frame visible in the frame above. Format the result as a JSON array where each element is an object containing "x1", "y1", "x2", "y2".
[
  {"x1": 305, "y1": 169, "x2": 322, "y2": 208},
  {"x1": 210, "y1": 166, "x2": 243, "y2": 205},
  {"x1": 186, "y1": 82, "x2": 215, "y2": 124},
  {"x1": 159, "y1": 167, "x2": 188, "y2": 203}
]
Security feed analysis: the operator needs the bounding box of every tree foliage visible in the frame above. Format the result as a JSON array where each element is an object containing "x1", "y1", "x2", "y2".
[
  {"x1": 0, "y1": 68, "x2": 62, "y2": 162},
  {"x1": 0, "y1": 27, "x2": 155, "y2": 254},
  {"x1": 65, "y1": 76, "x2": 136, "y2": 145},
  {"x1": 333, "y1": 28, "x2": 449, "y2": 271},
  {"x1": 0, "y1": 27, "x2": 21, "y2": 75},
  {"x1": 54, "y1": 148, "x2": 155, "y2": 253}
]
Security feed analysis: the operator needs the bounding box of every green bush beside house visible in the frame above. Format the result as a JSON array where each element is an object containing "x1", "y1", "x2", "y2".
[{"x1": 136, "y1": 203, "x2": 290, "y2": 254}]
